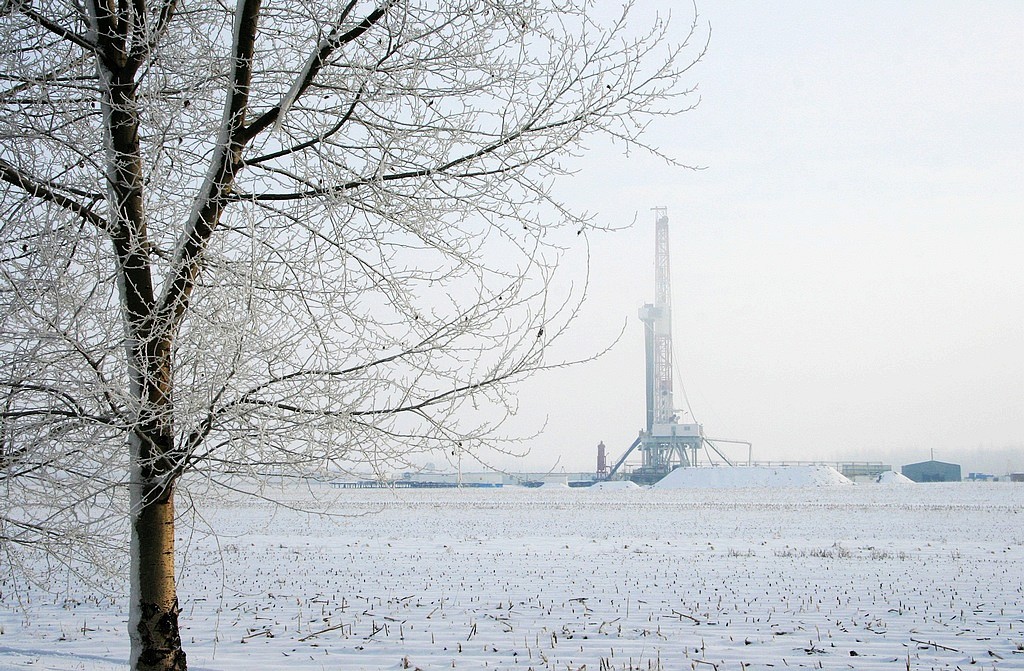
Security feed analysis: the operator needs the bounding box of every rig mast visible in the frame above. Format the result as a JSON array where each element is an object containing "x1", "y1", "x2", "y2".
[
  {"x1": 602, "y1": 207, "x2": 745, "y2": 483},
  {"x1": 633, "y1": 207, "x2": 703, "y2": 483},
  {"x1": 640, "y1": 207, "x2": 674, "y2": 430}
]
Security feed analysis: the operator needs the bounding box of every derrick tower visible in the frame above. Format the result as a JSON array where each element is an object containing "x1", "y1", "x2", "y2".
[
  {"x1": 634, "y1": 207, "x2": 703, "y2": 483},
  {"x1": 602, "y1": 207, "x2": 745, "y2": 483},
  {"x1": 640, "y1": 207, "x2": 674, "y2": 430}
]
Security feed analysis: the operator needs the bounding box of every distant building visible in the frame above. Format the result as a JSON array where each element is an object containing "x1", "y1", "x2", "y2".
[
  {"x1": 901, "y1": 460, "x2": 961, "y2": 483},
  {"x1": 401, "y1": 471, "x2": 503, "y2": 487}
]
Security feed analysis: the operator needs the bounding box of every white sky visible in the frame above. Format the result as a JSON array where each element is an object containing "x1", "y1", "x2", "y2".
[{"x1": 492, "y1": 1, "x2": 1023, "y2": 476}]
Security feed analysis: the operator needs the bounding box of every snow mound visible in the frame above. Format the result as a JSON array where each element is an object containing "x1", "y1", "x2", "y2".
[
  {"x1": 653, "y1": 465, "x2": 854, "y2": 489},
  {"x1": 591, "y1": 479, "x2": 641, "y2": 490},
  {"x1": 875, "y1": 470, "x2": 914, "y2": 484},
  {"x1": 539, "y1": 481, "x2": 570, "y2": 489}
]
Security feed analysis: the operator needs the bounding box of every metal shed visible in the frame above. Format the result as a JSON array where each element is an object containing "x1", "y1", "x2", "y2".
[{"x1": 901, "y1": 460, "x2": 961, "y2": 483}]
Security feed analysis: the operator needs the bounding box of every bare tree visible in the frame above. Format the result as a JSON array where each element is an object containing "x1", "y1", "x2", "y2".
[{"x1": 0, "y1": 0, "x2": 703, "y2": 668}]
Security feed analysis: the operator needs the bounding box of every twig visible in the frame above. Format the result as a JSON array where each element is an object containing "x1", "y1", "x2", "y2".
[
  {"x1": 298, "y1": 622, "x2": 347, "y2": 641},
  {"x1": 241, "y1": 628, "x2": 273, "y2": 641},
  {"x1": 672, "y1": 609, "x2": 701, "y2": 623},
  {"x1": 911, "y1": 637, "x2": 960, "y2": 652}
]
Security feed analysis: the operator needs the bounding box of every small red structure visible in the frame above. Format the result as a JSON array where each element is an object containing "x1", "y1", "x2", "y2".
[{"x1": 597, "y1": 441, "x2": 608, "y2": 476}]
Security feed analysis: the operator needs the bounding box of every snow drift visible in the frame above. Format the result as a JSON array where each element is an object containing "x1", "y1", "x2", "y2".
[
  {"x1": 653, "y1": 465, "x2": 854, "y2": 489},
  {"x1": 875, "y1": 470, "x2": 915, "y2": 484},
  {"x1": 591, "y1": 479, "x2": 642, "y2": 490}
]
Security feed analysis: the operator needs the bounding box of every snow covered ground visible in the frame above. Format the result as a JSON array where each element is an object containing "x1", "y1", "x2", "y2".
[{"x1": 2, "y1": 478, "x2": 1022, "y2": 670}]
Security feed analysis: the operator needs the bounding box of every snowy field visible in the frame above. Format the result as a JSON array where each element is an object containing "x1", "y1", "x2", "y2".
[{"x1": 2, "y1": 478, "x2": 1023, "y2": 670}]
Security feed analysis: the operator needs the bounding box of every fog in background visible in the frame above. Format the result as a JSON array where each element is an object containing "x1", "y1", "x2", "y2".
[{"x1": 491, "y1": 1, "x2": 1022, "y2": 477}]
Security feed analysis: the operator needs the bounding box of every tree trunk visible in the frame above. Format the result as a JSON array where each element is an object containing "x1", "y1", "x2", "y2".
[
  {"x1": 88, "y1": 12, "x2": 189, "y2": 660},
  {"x1": 129, "y1": 467, "x2": 186, "y2": 671},
  {"x1": 125, "y1": 340, "x2": 186, "y2": 670}
]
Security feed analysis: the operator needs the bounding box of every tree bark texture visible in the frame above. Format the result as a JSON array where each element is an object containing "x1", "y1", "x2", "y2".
[{"x1": 130, "y1": 478, "x2": 186, "y2": 671}]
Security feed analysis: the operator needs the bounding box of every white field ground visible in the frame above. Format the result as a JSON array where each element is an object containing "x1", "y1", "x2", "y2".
[{"x1": 1, "y1": 477, "x2": 1022, "y2": 670}]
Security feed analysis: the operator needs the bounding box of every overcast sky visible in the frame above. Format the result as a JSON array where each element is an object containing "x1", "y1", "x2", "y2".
[{"x1": 489, "y1": 1, "x2": 1022, "y2": 476}]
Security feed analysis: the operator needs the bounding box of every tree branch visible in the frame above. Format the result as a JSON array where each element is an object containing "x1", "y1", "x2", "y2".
[
  {"x1": 0, "y1": 159, "x2": 110, "y2": 233},
  {"x1": 156, "y1": 0, "x2": 262, "y2": 331},
  {"x1": 126, "y1": 0, "x2": 179, "y2": 74},
  {"x1": 12, "y1": 1, "x2": 97, "y2": 53},
  {"x1": 238, "y1": 0, "x2": 392, "y2": 143},
  {"x1": 242, "y1": 84, "x2": 365, "y2": 166}
]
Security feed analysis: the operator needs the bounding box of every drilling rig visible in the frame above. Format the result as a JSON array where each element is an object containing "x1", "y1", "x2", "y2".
[
  {"x1": 632, "y1": 207, "x2": 704, "y2": 482},
  {"x1": 604, "y1": 207, "x2": 732, "y2": 484}
]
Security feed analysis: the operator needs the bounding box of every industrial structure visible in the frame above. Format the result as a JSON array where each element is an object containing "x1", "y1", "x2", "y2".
[
  {"x1": 605, "y1": 208, "x2": 743, "y2": 484},
  {"x1": 901, "y1": 459, "x2": 962, "y2": 483},
  {"x1": 596, "y1": 441, "x2": 608, "y2": 477}
]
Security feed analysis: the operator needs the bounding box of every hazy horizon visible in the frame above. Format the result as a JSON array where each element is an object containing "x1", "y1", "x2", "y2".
[{"x1": 473, "y1": 1, "x2": 1022, "y2": 477}]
